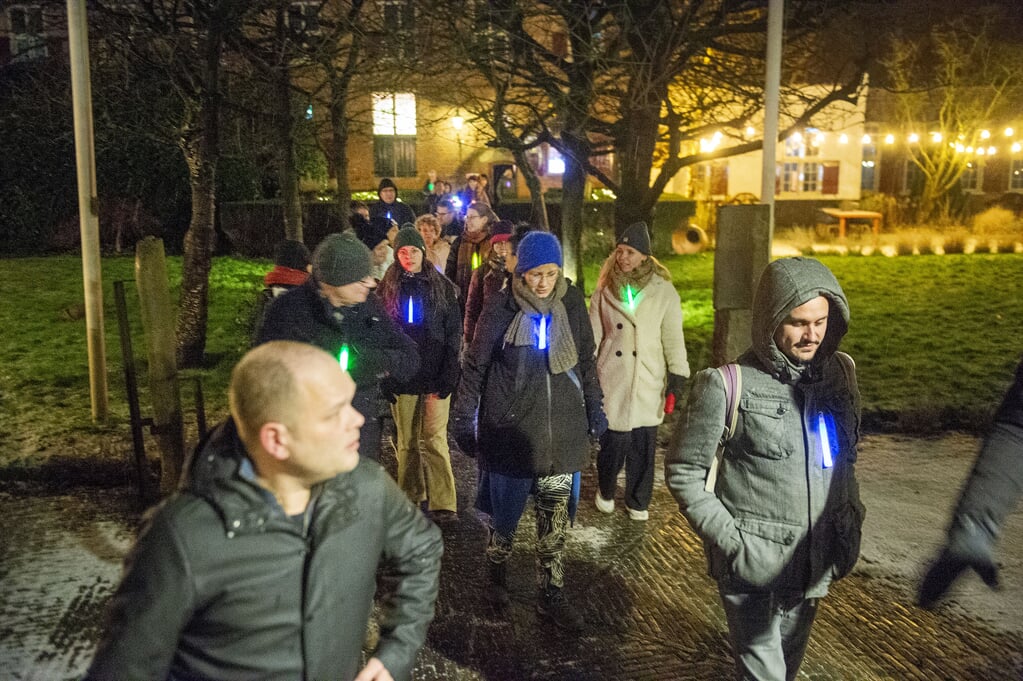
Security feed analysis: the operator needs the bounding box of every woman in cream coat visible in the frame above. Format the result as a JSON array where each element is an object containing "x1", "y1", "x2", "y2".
[{"x1": 590, "y1": 222, "x2": 690, "y2": 520}]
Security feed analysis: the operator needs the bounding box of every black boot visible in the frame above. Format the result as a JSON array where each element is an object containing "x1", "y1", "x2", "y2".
[
  {"x1": 536, "y1": 586, "x2": 583, "y2": 632},
  {"x1": 485, "y1": 561, "x2": 510, "y2": 607}
]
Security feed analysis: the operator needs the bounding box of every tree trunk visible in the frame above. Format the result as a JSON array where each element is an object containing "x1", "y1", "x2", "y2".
[
  {"x1": 176, "y1": 106, "x2": 218, "y2": 368},
  {"x1": 560, "y1": 134, "x2": 588, "y2": 289},
  {"x1": 329, "y1": 90, "x2": 352, "y2": 234},
  {"x1": 613, "y1": 88, "x2": 663, "y2": 237},
  {"x1": 513, "y1": 148, "x2": 548, "y2": 230},
  {"x1": 175, "y1": 25, "x2": 223, "y2": 368},
  {"x1": 276, "y1": 68, "x2": 303, "y2": 242}
]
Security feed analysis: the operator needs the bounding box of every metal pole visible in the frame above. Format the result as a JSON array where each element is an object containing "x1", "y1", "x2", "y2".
[
  {"x1": 67, "y1": 0, "x2": 108, "y2": 421},
  {"x1": 760, "y1": 0, "x2": 784, "y2": 241}
]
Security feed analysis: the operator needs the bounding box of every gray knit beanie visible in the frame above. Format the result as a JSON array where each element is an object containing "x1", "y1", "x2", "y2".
[{"x1": 312, "y1": 232, "x2": 372, "y2": 286}]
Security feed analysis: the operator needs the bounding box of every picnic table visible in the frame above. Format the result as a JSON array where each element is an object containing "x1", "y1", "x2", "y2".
[{"x1": 819, "y1": 208, "x2": 883, "y2": 239}]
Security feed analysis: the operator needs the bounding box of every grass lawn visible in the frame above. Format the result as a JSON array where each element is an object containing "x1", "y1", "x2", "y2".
[{"x1": 1, "y1": 251, "x2": 1021, "y2": 470}]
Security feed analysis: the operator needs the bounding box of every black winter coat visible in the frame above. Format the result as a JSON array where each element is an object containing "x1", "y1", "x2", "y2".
[
  {"x1": 256, "y1": 280, "x2": 420, "y2": 394},
  {"x1": 382, "y1": 271, "x2": 461, "y2": 397},
  {"x1": 85, "y1": 419, "x2": 443, "y2": 681},
  {"x1": 455, "y1": 284, "x2": 604, "y2": 478}
]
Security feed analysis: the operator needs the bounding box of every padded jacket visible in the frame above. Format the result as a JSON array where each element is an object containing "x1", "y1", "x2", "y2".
[
  {"x1": 665, "y1": 257, "x2": 864, "y2": 597},
  {"x1": 455, "y1": 283, "x2": 604, "y2": 478},
  {"x1": 85, "y1": 419, "x2": 443, "y2": 681}
]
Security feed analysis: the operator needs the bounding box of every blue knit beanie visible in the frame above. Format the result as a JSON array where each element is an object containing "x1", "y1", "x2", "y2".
[{"x1": 514, "y1": 231, "x2": 563, "y2": 274}]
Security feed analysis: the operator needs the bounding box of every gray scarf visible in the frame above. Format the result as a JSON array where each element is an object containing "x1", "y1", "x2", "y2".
[{"x1": 504, "y1": 274, "x2": 578, "y2": 375}]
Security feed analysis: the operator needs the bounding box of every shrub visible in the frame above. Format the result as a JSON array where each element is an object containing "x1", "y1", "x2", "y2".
[{"x1": 972, "y1": 206, "x2": 1018, "y2": 235}]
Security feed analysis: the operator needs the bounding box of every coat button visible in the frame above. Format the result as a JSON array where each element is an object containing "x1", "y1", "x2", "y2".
[
  {"x1": 616, "y1": 323, "x2": 623, "y2": 329},
  {"x1": 615, "y1": 350, "x2": 622, "y2": 357}
]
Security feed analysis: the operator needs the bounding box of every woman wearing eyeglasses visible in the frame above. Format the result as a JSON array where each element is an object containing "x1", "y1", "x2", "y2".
[{"x1": 452, "y1": 231, "x2": 606, "y2": 631}]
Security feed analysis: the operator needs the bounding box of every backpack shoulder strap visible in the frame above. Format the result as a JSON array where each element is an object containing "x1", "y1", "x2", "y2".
[
  {"x1": 705, "y1": 363, "x2": 742, "y2": 493},
  {"x1": 834, "y1": 351, "x2": 857, "y2": 395}
]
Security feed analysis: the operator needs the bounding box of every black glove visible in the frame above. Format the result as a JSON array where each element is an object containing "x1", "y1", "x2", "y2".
[
  {"x1": 666, "y1": 373, "x2": 687, "y2": 402},
  {"x1": 588, "y1": 408, "x2": 609, "y2": 441},
  {"x1": 450, "y1": 414, "x2": 477, "y2": 458},
  {"x1": 918, "y1": 548, "x2": 1000, "y2": 609}
]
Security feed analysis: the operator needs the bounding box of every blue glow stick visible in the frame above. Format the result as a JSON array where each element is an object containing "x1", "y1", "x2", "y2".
[
  {"x1": 538, "y1": 315, "x2": 548, "y2": 350},
  {"x1": 818, "y1": 412, "x2": 834, "y2": 468},
  {"x1": 407, "y1": 297, "x2": 414, "y2": 323}
]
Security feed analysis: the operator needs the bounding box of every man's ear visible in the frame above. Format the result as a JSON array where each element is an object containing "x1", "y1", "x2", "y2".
[{"x1": 259, "y1": 422, "x2": 291, "y2": 462}]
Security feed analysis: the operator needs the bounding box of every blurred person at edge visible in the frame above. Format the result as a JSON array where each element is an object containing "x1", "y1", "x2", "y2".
[
  {"x1": 84, "y1": 341, "x2": 442, "y2": 681},
  {"x1": 446, "y1": 201, "x2": 496, "y2": 313},
  {"x1": 919, "y1": 356, "x2": 1023, "y2": 609},
  {"x1": 377, "y1": 227, "x2": 462, "y2": 525},
  {"x1": 451, "y1": 232, "x2": 607, "y2": 632},
  {"x1": 665, "y1": 257, "x2": 864, "y2": 681},
  {"x1": 370, "y1": 177, "x2": 416, "y2": 226},
  {"x1": 590, "y1": 222, "x2": 690, "y2": 522},
  {"x1": 415, "y1": 213, "x2": 450, "y2": 275},
  {"x1": 257, "y1": 233, "x2": 420, "y2": 461}
]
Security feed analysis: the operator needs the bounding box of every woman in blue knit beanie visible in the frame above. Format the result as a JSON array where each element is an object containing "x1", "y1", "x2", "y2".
[{"x1": 451, "y1": 230, "x2": 607, "y2": 631}]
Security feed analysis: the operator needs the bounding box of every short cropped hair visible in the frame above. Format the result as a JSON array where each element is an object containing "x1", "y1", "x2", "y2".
[{"x1": 229, "y1": 342, "x2": 325, "y2": 441}]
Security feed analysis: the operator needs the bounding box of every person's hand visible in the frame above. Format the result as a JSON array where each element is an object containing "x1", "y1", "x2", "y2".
[
  {"x1": 918, "y1": 548, "x2": 1000, "y2": 609},
  {"x1": 354, "y1": 657, "x2": 394, "y2": 681},
  {"x1": 588, "y1": 408, "x2": 608, "y2": 441},
  {"x1": 664, "y1": 374, "x2": 687, "y2": 414},
  {"x1": 450, "y1": 415, "x2": 477, "y2": 457}
]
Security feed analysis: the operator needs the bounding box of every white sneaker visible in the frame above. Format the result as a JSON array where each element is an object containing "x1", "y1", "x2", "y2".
[
  {"x1": 595, "y1": 493, "x2": 614, "y2": 514},
  {"x1": 627, "y1": 507, "x2": 649, "y2": 521}
]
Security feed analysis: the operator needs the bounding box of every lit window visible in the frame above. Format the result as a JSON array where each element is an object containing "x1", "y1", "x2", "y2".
[
  {"x1": 547, "y1": 147, "x2": 565, "y2": 175},
  {"x1": 373, "y1": 93, "x2": 417, "y2": 135},
  {"x1": 373, "y1": 93, "x2": 417, "y2": 177}
]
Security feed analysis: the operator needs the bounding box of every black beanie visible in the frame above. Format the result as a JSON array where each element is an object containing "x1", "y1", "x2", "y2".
[
  {"x1": 313, "y1": 233, "x2": 372, "y2": 286},
  {"x1": 618, "y1": 222, "x2": 651, "y2": 255},
  {"x1": 378, "y1": 178, "x2": 397, "y2": 195},
  {"x1": 274, "y1": 239, "x2": 310, "y2": 271}
]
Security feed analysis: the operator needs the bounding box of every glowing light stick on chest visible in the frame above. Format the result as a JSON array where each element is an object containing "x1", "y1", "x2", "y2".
[
  {"x1": 537, "y1": 314, "x2": 549, "y2": 350},
  {"x1": 471, "y1": 250, "x2": 481, "y2": 270},
  {"x1": 624, "y1": 284, "x2": 636, "y2": 311},
  {"x1": 817, "y1": 412, "x2": 835, "y2": 468},
  {"x1": 338, "y1": 344, "x2": 351, "y2": 372}
]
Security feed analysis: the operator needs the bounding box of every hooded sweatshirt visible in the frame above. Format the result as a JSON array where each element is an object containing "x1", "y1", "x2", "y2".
[{"x1": 665, "y1": 257, "x2": 864, "y2": 597}]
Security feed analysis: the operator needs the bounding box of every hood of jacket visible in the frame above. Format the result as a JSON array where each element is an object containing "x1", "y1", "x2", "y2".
[{"x1": 750, "y1": 257, "x2": 850, "y2": 383}]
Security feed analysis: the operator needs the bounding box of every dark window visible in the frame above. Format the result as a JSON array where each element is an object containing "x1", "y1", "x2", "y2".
[{"x1": 374, "y1": 136, "x2": 417, "y2": 177}]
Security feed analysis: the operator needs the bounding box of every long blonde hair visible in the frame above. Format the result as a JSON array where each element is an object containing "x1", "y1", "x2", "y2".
[{"x1": 596, "y1": 250, "x2": 672, "y2": 290}]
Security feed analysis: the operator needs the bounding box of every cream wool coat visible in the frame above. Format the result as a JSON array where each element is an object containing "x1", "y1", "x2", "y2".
[{"x1": 590, "y1": 274, "x2": 690, "y2": 431}]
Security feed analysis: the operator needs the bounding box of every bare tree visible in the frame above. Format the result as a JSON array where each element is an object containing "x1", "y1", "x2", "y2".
[
  {"x1": 881, "y1": 9, "x2": 1023, "y2": 222},
  {"x1": 95, "y1": 0, "x2": 254, "y2": 367},
  {"x1": 438, "y1": 0, "x2": 867, "y2": 286}
]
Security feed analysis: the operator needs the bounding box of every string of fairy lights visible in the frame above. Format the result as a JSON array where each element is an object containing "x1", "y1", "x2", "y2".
[{"x1": 699, "y1": 126, "x2": 1023, "y2": 156}]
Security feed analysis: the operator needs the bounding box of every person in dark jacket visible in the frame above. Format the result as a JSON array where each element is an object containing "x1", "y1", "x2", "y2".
[
  {"x1": 369, "y1": 177, "x2": 416, "y2": 226},
  {"x1": 377, "y1": 227, "x2": 462, "y2": 523},
  {"x1": 919, "y1": 357, "x2": 1023, "y2": 608},
  {"x1": 85, "y1": 341, "x2": 443, "y2": 681},
  {"x1": 435, "y1": 198, "x2": 464, "y2": 244},
  {"x1": 251, "y1": 239, "x2": 311, "y2": 342},
  {"x1": 445, "y1": 201, "x2": 496, "y2": 312},
  {"x1": 452, "y1": 231, "x2": 607, "y2": 631},
  {"x1": 665, "y1": 257, "x2": 863, "y2": 681},
  {"x1": 257, "y1": 232, "x2": 420, "y2": 461},
  {"x1": 463, "y1": 219, "x2": 514, "y2": 346}
]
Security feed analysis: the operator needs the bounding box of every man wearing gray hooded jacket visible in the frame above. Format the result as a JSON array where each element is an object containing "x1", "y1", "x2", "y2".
[{"x1": 666, "y1": 257, "x2": 864, "y2": 681}]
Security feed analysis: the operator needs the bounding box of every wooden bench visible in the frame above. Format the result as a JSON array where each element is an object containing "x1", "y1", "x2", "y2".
[{"x1": 819, "y1": 208, "x2": 883, "y2": 239}]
